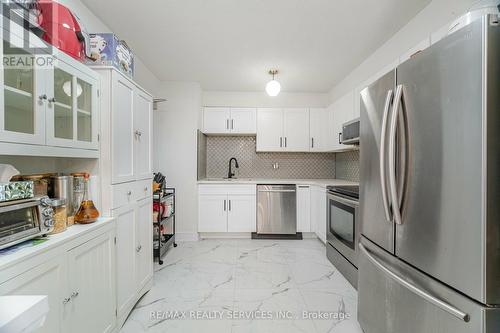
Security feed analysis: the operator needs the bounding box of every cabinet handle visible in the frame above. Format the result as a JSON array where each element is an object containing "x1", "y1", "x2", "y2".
[
  {"x1": 63, "y1": 297, "x2": 71, "y2": 305},
  {"x1": 284, "y1": 137, "x2": 287, "y2": 148},
  {"x1": 71, "y1": 291, "x2": 79, "y2": 299},
  {"x1": 338, "y1": 132, "x2": 342, "y2": 144},
  {"x1": 39, "y1": 94, "x2": 47, "y2": 101},
  {"x1": 223, "y1": 200, "x2": 226, "y2": 211},
  {"x1": 226, "y1": 119, "x2": 229, "y2": 130},
  {"x1": 311, "y1": 138, "x2": 314, "y2": 148},
  {"x1": 228, "y1": 200, "x2": 231, "y2": 211},
  {"x1": 280, "y1": 137, "x2": 283, "y2": 148},
  {"x1": 136, "y1": 245, "x2": 142, "y2": 252},
  {"x1": 231, "y1": 119, "x2": 234, "y2": 130}
]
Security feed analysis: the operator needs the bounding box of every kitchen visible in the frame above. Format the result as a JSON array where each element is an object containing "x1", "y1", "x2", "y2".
[{"x1": 0, "y1": 0, "x2": 498, "y2": 333}]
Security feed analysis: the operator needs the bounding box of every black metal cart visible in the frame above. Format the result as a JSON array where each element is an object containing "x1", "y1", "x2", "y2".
[{"x1": 153, "y1": 187, "x2": 177, "y2": 265}]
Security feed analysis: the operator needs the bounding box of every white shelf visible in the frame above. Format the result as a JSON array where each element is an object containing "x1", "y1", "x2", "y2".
[
  {"x1": 0, "y1": 141, "x2": 99, "y2": 158},
  {"x1": 54, "y1": 102, "x2": 71, "y2": 110},
  {"x1": 77, "y1": 109, "x2": 91, "y2": 116},
  {"x1": 4, "y1": 85, "x2": 33, "y2": 98}
]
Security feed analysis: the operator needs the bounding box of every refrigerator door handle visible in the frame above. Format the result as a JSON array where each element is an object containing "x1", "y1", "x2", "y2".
[
  {"x1": 388, "y1": 85, "x2": 404, "y2": 225},
  {"x1": 380, "y1": 89, "x2": 394, "y2": 223},
  {"x1": 359, "y1": 243, "x2": 470, "y2": 323}
]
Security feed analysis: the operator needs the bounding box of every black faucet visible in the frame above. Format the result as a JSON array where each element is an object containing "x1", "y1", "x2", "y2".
[{"x1": 228, "y1": 157, "x2": 239, "y2": 179}]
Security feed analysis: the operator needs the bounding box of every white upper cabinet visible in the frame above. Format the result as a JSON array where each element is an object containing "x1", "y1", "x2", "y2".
[
  {"x1": 203, "y1": 107, "x2": 256, "y2": 135},
  {"x1": 230, "y1": 108, "x2": 256, "y2": 134},
  {"x1": 309, "y1": 108, "x2": 327, "y2": 152},
  {"x1": 283, "y1": 108, "x2": 310, "y2": 152},
  {"x1": 328, "y1": 91, "x2": 355, "y2": 151},
  {"x1": 203, "y1": 107, "x2": 231, "y2": 134},
  {"x1": 111, "y1": 72, "x2": 135, "y2": 184},
  {"x1": 133, "y1": 89, "x2": 153, "y2": 180},
  {"x1": 0, "y1": 31, "x2": 99, "y2": 152},
  {"x1": 256, "y1": 108, "x2": 283, "y2": 151},
  {"x1": 257, "y1": 108, "x2": 310, "y2": 152}
]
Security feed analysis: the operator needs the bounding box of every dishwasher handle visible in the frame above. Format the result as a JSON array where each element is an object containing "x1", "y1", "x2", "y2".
[{"x1": 258, "y1": 189, "x2": 296, "y2": 193}]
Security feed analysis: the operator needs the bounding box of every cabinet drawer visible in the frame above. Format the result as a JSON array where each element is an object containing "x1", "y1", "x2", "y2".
[
  {"x1": 135, "y1": 179, "x2": 152, "y2": 200},
  {"x1": 198, "y1": 184, "x2": 256, "y2": 196},
  {"x1": 111, "y1": 182, "x2": 137, "y2": 209}
]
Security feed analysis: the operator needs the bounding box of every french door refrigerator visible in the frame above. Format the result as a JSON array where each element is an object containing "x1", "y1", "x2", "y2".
[{"x1": 358, "y1": 14, "x2": 500, "y2": 333}]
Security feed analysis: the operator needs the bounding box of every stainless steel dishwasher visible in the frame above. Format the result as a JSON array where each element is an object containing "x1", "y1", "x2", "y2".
[{"x1": 254, "y1": 185, "x2": 301, "y2": 239}]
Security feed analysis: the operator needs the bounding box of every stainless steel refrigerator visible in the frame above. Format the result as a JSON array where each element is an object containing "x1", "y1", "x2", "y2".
[{"x1": 358, "y1": 14, "x2": 500, "y2": 333}]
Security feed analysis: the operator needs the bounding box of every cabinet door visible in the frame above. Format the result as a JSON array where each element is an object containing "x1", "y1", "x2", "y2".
[
  {"x1": 230, "y1": 108, "x2": 256, "y2": 134},
  {"x1": 256, "y1": 108, "x2": 283, "y2": 152},
  {"x1": 309, "y1": 108, "x2": 327, "y2": 152},
  {"x1": 46, "y1": 61, "x2": 99, "y2": 150},
  {"x1": 135, "y1": 197, "x2": 153, "y2": 291},
  {"x1": 0, "y1": 39, "x2": 46, "y2": 145},
  {"x1": 331, "y1": 91, "x2": 355, "y2": 151},
  {"x1": 203, "y1": 107, "x2": 230, "y2": 134},
  {"x1": 134, "y1": 88, "x2": 153, "y2": 180},
  {"x1": 311, "y1": 186, "x2": 327, "y2": 243},
  {"x1": 198, "y1": 194, "x2": 227, "y2": 232},
  {"x1": 297, "y1": 185, "x2": 311, "y2": 232},
  {"x1": 0, "y1": 257, "x2": 66, "y2": 333},
  {"x1": 67, "y1": 232, "x2": 115, "y2": 333},
  {"x1": 111, "y1": 72, "x2": 135, "y2": 184},
  {"x1": 112, "y1": 205, "x2": 137, "y2": 316},
  {"x1": 283, "y1": 108, "x2": 310, "y2": 152},
  {"x1": 227, "y1": 195, "x2": 256, "y2": 232}
]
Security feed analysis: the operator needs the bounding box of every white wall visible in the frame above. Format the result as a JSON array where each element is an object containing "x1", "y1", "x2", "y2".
[
  {"x1": 154, "y1": 82, "x2": 202, "y2": 240},
  {"x1": 203, "y1": 91, "x2": 330, "y2": 108},
  {"x1": 329, "y1": 0, "x2": 477, "y2": 102},
  {"x1": 60, "y1": 0, "x2": 161, "y2": 95}
]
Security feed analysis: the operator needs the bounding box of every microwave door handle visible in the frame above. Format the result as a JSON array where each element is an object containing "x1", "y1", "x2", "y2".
[
  {"x1": 359, "y1": 243, "x2": 470, "y2": 322},
  {"x1": 380, "y1": 89, "x2": 393, "y2": 223},
  {"x1": 388, "y1": 85, "x2": 403, "y2": 225}
]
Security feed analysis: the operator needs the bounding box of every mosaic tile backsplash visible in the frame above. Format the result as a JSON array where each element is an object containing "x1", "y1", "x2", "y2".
[{"x1": 204, "y1": 136, "x2": 360, "y2": 180}]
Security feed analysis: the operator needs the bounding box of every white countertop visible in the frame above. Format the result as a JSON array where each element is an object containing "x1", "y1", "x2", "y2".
[
  {"x1": 0, "y1": 295, "x2": 48, "y2": 333},
  {"x1": 0, "y1": 217, "x2": 115, "y2": 271},
  {"x1": 198, "y1": 178, "x2": 358, "y2": 187}
]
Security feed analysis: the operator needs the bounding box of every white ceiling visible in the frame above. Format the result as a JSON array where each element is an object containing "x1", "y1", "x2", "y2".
[{"x1": 81, "y1": 0, "x2": 430, "y2": 93}]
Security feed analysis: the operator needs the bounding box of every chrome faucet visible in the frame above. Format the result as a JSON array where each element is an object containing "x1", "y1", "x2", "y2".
[{"x1": 228, "y1": 157, "x2": 239, "y2": 179}]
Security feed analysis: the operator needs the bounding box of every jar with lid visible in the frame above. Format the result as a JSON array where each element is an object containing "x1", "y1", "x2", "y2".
[
  {"x1": 49, "y1": 198, "x2": 67, "y2": 234},
  {"x1": 12, "y1": 173, "x2": 53, "y2": 197}
]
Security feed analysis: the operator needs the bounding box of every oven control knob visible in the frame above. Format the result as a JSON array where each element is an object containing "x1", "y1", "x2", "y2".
[
  {"x1": 43, "y1": 208, "x2": 54, "y2": 217},
  {"x1": 44, "y1": 218, "x2": 54, "y2": 227}
]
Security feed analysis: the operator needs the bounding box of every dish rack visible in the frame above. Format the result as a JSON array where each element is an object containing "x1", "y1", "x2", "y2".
[{"x1": 153, "y1": 187, "x2": 177, "y2": 265}]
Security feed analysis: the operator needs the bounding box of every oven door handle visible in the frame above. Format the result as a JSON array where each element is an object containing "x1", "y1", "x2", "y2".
[{"x1": 328, "y1": 193, "x2": 358, "y2": 207}]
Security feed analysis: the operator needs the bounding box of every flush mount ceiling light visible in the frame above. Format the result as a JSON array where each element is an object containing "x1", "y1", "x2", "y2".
[{"x1": 265, "y1": 69, "x2": 281, "y2": 97}]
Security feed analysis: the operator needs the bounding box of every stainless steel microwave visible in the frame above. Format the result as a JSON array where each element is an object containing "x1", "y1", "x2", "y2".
[
  {"x1": 0, "y1": 197, "x2": 55, "y2": 250},
  {"x1": 341, "y1": 118, "x2": 360, "y2": 145}
]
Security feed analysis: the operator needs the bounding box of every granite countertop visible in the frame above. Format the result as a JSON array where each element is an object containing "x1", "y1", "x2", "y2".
[{"x1": 197, "y1": 178, "x2": 358, "y2": 187}]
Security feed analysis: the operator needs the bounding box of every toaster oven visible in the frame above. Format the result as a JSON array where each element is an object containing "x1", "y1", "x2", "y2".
[{"x1": 0, "y1": 197, "x2": 55, "y2": 250}]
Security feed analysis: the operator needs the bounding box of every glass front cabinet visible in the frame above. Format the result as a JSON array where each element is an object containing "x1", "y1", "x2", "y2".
[{"x1": 0, "y1": 28, "x2": 99, "y2": 151}]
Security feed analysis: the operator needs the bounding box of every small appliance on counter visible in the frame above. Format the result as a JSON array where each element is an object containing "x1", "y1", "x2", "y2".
[
  {"x1": 0, "y1": 196, "x2": 55, "y2": 250},
  {"x1": 326, "y1": 185, "x2": 359, "y2": 288},
  {"x1": 341, "y1": 118, "x2": 360, "y2": 145}
]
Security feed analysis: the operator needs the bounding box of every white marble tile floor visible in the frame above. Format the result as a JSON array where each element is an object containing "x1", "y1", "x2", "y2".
[{"x1": 120, "y1": 239, "x2": 363, "y2": 333}]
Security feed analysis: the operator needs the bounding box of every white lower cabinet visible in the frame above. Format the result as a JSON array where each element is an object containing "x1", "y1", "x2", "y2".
[
  {"x1": 0, "y1": 226, "x2": 116, "y2": 333},
  {"x1": 66, "y1": 233, "x2": 115, "y2": 333},
  {"x1": 198, "y1": 185, "x2": 256, "y2": 233},
  {"x1": 111, "y1": 194, "x2": 153, "y2": 324},
  {"x1": 297, "y1": 185, "x2": 311, "y2": 232},
  {"x1": 310, "y1": 185, "x2": 327, "y2": 243}
]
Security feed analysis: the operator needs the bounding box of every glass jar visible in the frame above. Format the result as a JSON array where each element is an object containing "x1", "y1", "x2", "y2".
[{"x1": 49, "y1": 198, "x2": 67, "y2": 234}]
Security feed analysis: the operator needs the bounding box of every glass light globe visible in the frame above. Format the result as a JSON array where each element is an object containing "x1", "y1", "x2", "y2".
[{"x1": 266, "y1": 80, "x2": 281, "y2": 96}]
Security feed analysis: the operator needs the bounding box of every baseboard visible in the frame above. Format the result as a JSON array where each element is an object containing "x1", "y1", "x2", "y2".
[
  {"x1": 175, "y1": 232, "x2": 200, "y2": 242},
  {"x1": 300, "y1": 232, "x2": 318, "y2": 239},
  {"x1": 198, "y1": 232, "x2": 252, "y2": 239}
]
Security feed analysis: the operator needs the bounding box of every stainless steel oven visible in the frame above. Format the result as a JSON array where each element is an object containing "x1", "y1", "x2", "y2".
[
  {"x1": 0, "y1": 197, "x2": 54, "y2": 250},
  {"x1": 326, "y1": 185, "x2": 359, "y2": 288}
]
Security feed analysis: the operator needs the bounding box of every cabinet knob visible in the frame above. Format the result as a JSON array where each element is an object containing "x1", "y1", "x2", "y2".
[
  {"x1": 39, "y1": 94, "x2": 47, "y2": 101},
  {"x1": 63, "y1": 297, "x2": 71, "y2": 305},
  {"x1": 144, "y1": 187, "x2": 148, "y2": 192},
  {"x1": 71, "y1": 291, "x2": 79, "y2": 299},
  {"x1": 127, "y1": 191, "x2": 132, "y2": 196},
  {"x1": 136, "y1": 245, "x2": 142, "y2": 252},
  {"x1": 48, "y1": 97, "x2": 56, "y2": 103}
]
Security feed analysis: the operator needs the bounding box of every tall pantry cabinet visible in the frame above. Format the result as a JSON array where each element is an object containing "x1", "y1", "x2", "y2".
[{"x1": 95, "y1": 68, "x2": 154, "y2": 329}]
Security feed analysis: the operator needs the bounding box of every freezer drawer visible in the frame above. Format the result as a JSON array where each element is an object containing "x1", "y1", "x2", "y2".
[
  {"x1": 257, "y1": 185, "x2": 296, "y2": 234},
  {"x1": 358, "y1": 237, "x2": 500, "y2": 333}
]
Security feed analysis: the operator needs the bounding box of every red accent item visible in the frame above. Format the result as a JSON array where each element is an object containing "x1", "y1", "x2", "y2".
[{"x1": 37, "y1": 0, "x2": 87, "y2": 61}]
